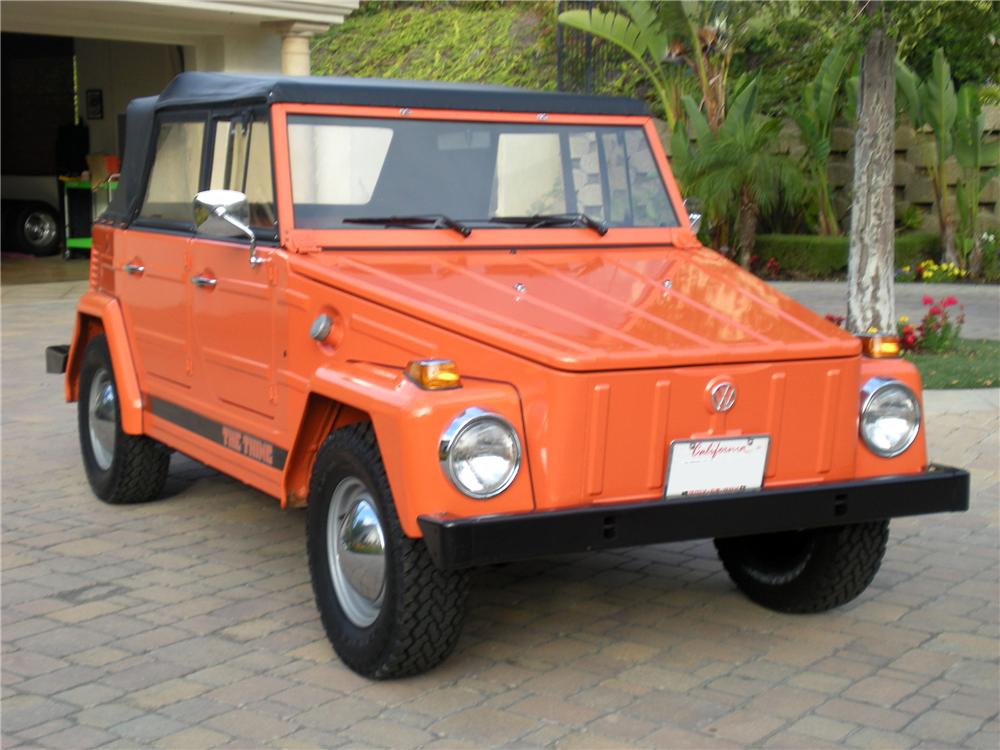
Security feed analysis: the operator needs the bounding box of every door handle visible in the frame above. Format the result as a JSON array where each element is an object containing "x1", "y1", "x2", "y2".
[
  {"x1": 123, "y1": 262, "x2": 144, "y2": 275},
  {"x1": 190, "y1": 274, "x2": 217, "y2": 288}
]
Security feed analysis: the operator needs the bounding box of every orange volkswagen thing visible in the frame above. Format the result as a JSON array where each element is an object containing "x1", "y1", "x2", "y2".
[{"x1": 48, "y1": 73, "x2": 969, "y2": 678}]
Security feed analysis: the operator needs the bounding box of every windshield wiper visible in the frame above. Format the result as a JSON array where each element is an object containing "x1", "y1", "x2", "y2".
[
  {"x1": 341, "y1": 214, "x2": 471, "y2": 237},
  {"x1": 488, "y1": 213, "x2": 609, "y2": 236}
]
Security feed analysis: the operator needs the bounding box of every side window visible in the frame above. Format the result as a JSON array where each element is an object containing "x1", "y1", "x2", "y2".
[
  {"x1": 209, "y1": 116, "x2": 276, "y2": 233},
  {"x1": 493, "y1": 133, "x2": 567, "y2": 216},
  {"x1": 140, "y1": 120, "x2": 205, "y2": 223}
]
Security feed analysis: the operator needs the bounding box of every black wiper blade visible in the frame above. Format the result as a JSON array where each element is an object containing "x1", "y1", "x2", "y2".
[
  {"x1": 341, "y1": 214, "x2": 471, "y2": 237},
  {"x1": 488, "y1": 213, "x2": 608, "y2": 236}
]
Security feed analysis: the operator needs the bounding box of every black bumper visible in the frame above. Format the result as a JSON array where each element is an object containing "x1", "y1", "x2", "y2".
[
  {"x1": 418, "y1": 465, "x2": 970, "y2": 570},
  {"x1": 46, "y1": 344, "x2": 69, "y2": 374}
]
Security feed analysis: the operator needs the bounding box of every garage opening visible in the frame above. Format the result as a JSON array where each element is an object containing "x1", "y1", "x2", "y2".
[{"x1": 1, "y1": 32, "x2": 180, "y2": 284}]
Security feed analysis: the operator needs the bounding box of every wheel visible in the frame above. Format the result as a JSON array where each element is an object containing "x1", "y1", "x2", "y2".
[
  {"x1": 714, "y1": 521, "x2": 889, "y2": 613},
  {"x1": 307, "y1": 422, "x2": 470, "y2": 678},
  {"x1": 14, "y1": 201, "x2": 61, "y2": 256},
  {"x1": 78, "y1": 335, "x2": 170, "y2": 504}
]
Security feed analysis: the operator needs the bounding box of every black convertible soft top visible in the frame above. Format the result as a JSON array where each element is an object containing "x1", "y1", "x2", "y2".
[
  {"x1": 157, "y1": 72, "x2": 648, "y2": 116},
  {"x1": 105, "y1": 72, "x2": 648, "y2": 223}
]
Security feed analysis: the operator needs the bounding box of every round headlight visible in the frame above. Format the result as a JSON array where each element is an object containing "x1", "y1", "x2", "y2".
[
  {"x1": 440, "y1": 408, "x2": 521, "y2": 498},
  {"x1": 860, "y1": 378, "x2": 921, "y2": 457}
]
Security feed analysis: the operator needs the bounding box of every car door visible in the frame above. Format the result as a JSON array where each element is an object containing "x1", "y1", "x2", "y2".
[
  {"x1": 188, "y1": 111, "x2": 281, "y2": 427},
  {"x1": 118, "y1": 114, "x2": 205, "y2": 393}
]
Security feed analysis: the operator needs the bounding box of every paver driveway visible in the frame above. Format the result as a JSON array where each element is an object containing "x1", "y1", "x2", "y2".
[{"x1": 3, "y1": 280, "x2": 998, "y2": 749}]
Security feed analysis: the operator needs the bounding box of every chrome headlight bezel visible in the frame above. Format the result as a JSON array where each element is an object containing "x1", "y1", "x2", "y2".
[
  {"x1": 859, "y1": 377, "x2": 921, "y2": 458},
  {"x1": 439, "y1": 408, "x2": 522, "y2": 499}
]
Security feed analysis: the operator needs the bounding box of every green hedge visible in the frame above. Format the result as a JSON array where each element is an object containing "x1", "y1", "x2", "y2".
[
  {"x1": 754, "y1": 232, "x2": 940, "y2": 277},
  {"x1": 310, "y1": 2, "x2": 646, "y2": 100}
]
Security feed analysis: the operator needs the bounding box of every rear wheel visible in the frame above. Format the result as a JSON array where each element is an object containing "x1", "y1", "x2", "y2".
[
  {"x1": 307, "y1": 422, "x2": 469, "y2": 678},
  {"x1": 78, "y1": 335, "x2": 170, "y2": 504},
  {"x1": 14, "y1": 202, "x2": 60, "y2": 256},
  {"x1": 714, "y1": 521, "x2": 889, "y2": 613}
]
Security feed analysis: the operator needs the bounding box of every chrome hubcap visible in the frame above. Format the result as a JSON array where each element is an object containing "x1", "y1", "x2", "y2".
[
  {"x1": 88, "y1": 368, "x2": 117, "y2": 470},
  {"x1": 327, "y1": 477, "x2": 386, "y2": 627},
  {"x1": 24, "y1": 212, "x2": 57, "y2": 247}
]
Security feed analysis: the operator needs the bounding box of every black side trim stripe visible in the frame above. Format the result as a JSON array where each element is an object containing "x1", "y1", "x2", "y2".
[{"x1": 149, "y1": 396, "x2": 287, "y2": 470}]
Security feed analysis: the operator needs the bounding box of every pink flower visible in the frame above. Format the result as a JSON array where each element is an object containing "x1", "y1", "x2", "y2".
[
  {"x1": 928, "y1": 306, "x2": 942, "y2": 316},
  {"x1": 942, "y1": 296, "x2": 958, "y2": 307},
  {"x1": 922, "y1": 295, "x2": 934, "y2": 305}
]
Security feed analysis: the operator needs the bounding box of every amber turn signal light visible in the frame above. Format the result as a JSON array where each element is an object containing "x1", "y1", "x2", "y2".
[
  {"x1": 404, "y1": 359, "x2": 462, "y2": 390},
  {"x1": 860, "y1": 335, "x2": 901, "y2": 358}
]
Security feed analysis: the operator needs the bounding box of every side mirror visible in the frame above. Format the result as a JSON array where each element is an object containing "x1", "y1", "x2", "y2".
[
  {"x1": 683, "y1": 197, "x2": 703, "y2": 235},
  {"x1": 193, "y1": 189, "x2": 263, "y2": 267}
]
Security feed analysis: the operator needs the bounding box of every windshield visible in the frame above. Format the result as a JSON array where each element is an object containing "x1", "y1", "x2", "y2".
[{"x1": 287, "y1": 115, "x2": 679, "y2": 230}]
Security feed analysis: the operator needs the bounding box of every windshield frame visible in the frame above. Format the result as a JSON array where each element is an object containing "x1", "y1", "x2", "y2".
[{"x1": 271, "y1": 103, "x2": 693, "y2": 250}]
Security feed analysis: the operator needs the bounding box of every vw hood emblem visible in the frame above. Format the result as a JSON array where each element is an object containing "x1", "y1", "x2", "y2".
[{"x1": 710, "y1": 382, "x2": 737, "y2": 412}]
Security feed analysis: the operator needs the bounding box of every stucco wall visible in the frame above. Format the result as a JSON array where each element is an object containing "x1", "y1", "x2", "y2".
[{"x1": 74, "y1": 38, "x2": 182, "y2": 156}]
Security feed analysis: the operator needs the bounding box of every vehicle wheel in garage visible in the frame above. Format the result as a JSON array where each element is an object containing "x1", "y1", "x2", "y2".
[{"x1": 13, "y1": 201, "x2": 61, "y2": 256}]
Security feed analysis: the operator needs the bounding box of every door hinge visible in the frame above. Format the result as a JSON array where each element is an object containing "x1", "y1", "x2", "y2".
[{"x1": 268, "y1": 384, "x2": 278, "y2": 403}]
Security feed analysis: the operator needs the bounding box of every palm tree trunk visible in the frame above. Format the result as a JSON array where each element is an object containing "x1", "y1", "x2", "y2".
[
  {"x1": 936, "y1": 185, "x2": 958, "y2": 265},
  {"x1": 847, "y1": 17, "x2": 896, "y2": 334},
  {"x1": 738, "y1": 189, "x2": 758, "y2": 269},
  {"x1": 818, "y1": 172, "x2": 841, "y2": 237}
]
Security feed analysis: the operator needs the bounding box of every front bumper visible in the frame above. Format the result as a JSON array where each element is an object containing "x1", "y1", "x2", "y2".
[{"x1": 418, "y1": 465, "x2": 969, "y2": 570}]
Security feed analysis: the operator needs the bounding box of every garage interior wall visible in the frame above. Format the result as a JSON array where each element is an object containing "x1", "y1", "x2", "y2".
[{"x1": 74, "y1": 38, "x2": 183, "y2": 157}]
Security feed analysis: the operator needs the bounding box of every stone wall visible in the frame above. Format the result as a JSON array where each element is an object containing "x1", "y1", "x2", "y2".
[{"x1": 789, "y1": 105, "x2": 1000, "y2": 234}]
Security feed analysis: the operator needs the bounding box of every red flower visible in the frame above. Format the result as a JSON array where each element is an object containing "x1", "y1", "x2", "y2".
[
  {"x1": 922, "y1": 295, "x2": 934, "y2": 305},
  {"x1": 942, "y1": 296, "x2": 958, "y2": 307},
  {"x1": 928, "y1": 306, "x2": 942, "y2": 316}
]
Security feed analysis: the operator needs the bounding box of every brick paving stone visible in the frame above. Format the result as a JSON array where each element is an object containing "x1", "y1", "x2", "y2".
[
  {"x1": 843, "y1": 674, "x2": 922, "y2": 707},
  {"x1": 845, "y1": 728, "x2": 919, "y2": 749},
  {"x1": 154, "y1": 727, "x2": 232, "y2": 749},
  {"x1": 705, "y1": 709, "x2": 786, "y2": 744},
  {"x1": 204, "y1": 708, "x2": 296, "y2": 742},
  {"x1": 31, "y1": 725, "x2": 117, "y2": 749},
  {"x1": 112, "y1": 712, "x2": 188, "y2": 743},
  {"x1": 343, "y1": 718, "x2": 435, "y2": 750},
  {"x1": 1, "y1": 695, "x2": 75, "y2": 734},
  {"x1": 786, "y1": 715, "x2": 858, "y2": 742},
  {"x1": 905, "y1": 709, "x2": 984, "y2": 744},
  {"x1": 429, "y1": 706, "x2": 540, "y2": 745}
]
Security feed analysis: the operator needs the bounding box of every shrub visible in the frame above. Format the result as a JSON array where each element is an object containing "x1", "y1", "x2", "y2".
[
  {"x1": 896, "y1": 259, "x2": 968, "y2": 283},
  {"x1": 753, "y1": 232, "x2": 940, "y2": 278},
  {"x1": 897, "y1": 295, "x2": 965, "y2": 353}
]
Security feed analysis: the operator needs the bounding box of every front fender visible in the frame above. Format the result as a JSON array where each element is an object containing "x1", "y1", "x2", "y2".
[
  {"x1": 67, "y1": 292, "x2": 143, "y2": 435},
  {"x1": 308, "y1": 362, "x2": 533, "y2": 537}
]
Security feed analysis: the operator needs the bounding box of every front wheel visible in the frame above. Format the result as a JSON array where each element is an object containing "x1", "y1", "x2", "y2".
[
  {"x1": 78, "y1": 335, "x2": 170, "y2": 504},
  {"x1": 306, "y1": 423, "x2": 469, "y2": 679},
  {"x1": 715, "y1": 521, "x2": 889, "y2": 613}
]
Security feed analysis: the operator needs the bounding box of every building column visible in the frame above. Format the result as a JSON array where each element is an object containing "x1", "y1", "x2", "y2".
[{"x1": 263, "y1": 22, "x2": 329, "y2": 76}]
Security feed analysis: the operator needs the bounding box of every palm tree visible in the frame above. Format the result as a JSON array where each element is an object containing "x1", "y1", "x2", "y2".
[
  {"x1": 683, "y1": 79, "x2": 804, "y2": 269},
  {"x1": 557, "y1": 1, "x2": 732, "y2": 133},
  {"x1": 793, "y1": 45, "x2": 852, "y2": 236}
]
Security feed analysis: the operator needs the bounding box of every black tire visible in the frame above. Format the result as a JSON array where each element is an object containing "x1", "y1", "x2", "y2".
[
  {"x1": 13, "y1": 201, "x2": 61, "y2": 256},
  {"x1": 307, "y1": 422, "x2": 469, "y2": 678},
  {"x1": 78, "y1": 335, "x2": 170, "y2": 504},
  {"x1": 714, "y1": 521, "x2": 889, "y2": 613}
]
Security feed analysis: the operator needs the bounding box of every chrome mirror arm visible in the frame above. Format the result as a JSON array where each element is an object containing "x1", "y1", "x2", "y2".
[{"x1": 214, "y1": 207, "x2": 262, "y2": 267}]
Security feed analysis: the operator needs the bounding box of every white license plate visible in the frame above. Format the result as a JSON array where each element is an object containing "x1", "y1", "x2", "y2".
[{"x1": 664, "y1": 436, "x2": 770, "y2": 498}]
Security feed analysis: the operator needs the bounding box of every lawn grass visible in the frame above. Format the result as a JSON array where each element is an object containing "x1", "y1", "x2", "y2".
[{"x1": 905, "y1": 339, "x2": 1000, "y2": 389}]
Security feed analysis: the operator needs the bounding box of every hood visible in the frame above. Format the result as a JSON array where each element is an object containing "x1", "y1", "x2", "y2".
[{"x1": 292, "y1": 245, "x2": 860, "y2": 371}]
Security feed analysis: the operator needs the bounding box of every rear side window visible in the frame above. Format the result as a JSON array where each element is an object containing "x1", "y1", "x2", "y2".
[
  {"x1": 209, "y1": 118, "x2": 276, "y2": 232},
  {"x1": 140, "y1": 120, "x2": 204, "y2": 223}
]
